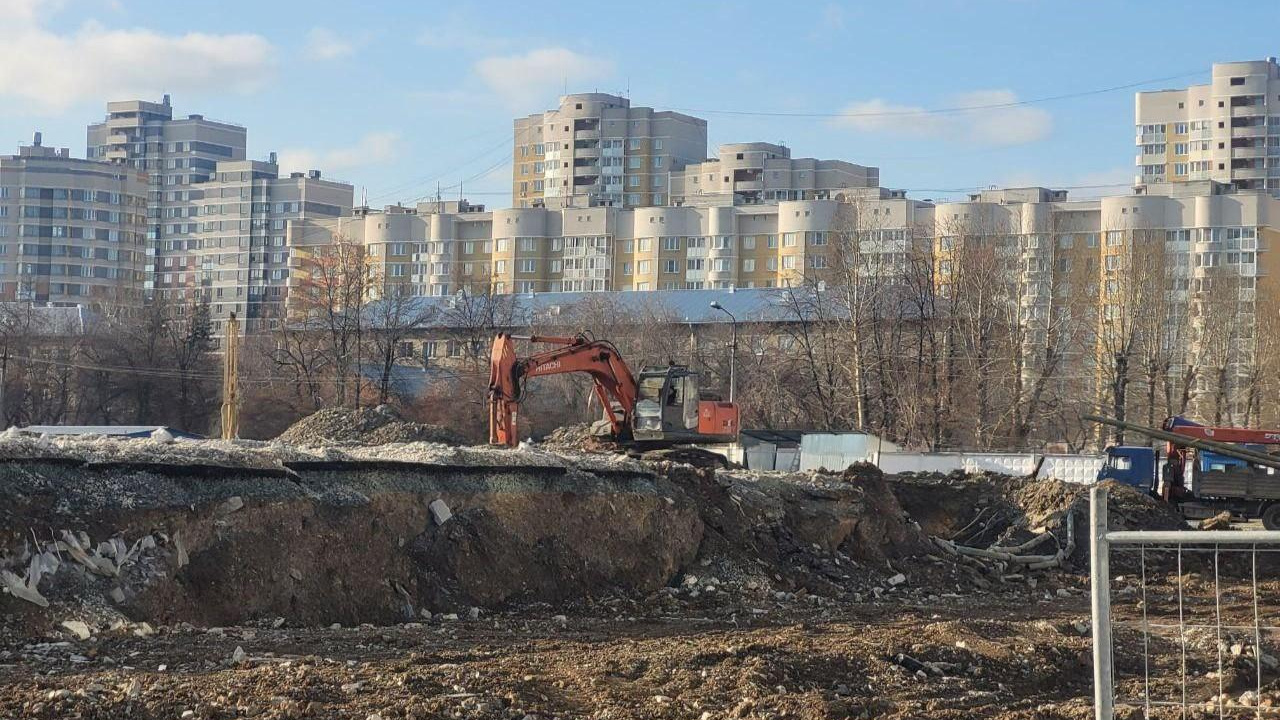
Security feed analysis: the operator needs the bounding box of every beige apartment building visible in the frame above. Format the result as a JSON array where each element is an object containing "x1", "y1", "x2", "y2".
[
  {"x1": 0, "y1": 134, "x2": 148, "y2": 309},
  {"x1": 670, "y1": 142, "x2": 880, "y2": 207},
  {"x1": 1135, "y1": 58, "x2": 1280, "y2": 195},
  {"x1": 289, "y1": 189, "x2": 932, "y2": 300},
  {"x1": 932, "y1": 181, "x2": 1280, "y2": 423},
  {"x1": 512, "y1": 93, "x2": 707, "y2": 209}
]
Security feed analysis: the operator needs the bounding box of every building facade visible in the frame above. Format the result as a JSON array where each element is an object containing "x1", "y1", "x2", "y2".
[
  {"x1": 181, "y1": 158, "x2": 353, "y2": 333},
  {"x1": 86, "y1": 96, "x2": 249, "y2": 296},
  {"x1": 512, "y1": 93, "x2": 707, "y2": 209},
  {"x1": 1135, "y1": 58, "x2": 1280, "y2": 195},
  {"x1": 669, "y1": 142, "x2": 880, "y2": 207},
  {"x1": 0, "y1": 135, "x2": 148, "y2": 309}
]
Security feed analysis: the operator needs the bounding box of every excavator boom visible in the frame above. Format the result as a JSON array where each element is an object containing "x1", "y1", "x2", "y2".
[{"x1": 488, "y1": 332, "x2": 638, "y2": 446}]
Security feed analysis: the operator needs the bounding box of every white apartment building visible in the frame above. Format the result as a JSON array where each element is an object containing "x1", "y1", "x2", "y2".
[
  {"x1": 1135, "y1": 58, "x2": 1280, "y2": 195},
  {"x1": 512, "y1": 93, "x2": 707, "y2": 209}
]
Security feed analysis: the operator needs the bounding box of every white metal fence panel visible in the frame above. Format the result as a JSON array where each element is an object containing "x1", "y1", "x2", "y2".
[
  {"x1": 1089, "y1": 486, "x2": 1280, "y2": 718},
  {"x1": 876, "y1": 452, "x2": 964, "y2": 475},
  {"x1": 961, "y1": 452, "x2": 1039, "y2": 476},
  {"x1": 1038, "y1": 454, "x2": 1105, "y2": 484}
]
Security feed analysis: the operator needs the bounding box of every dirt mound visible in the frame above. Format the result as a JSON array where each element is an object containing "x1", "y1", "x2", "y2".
[
  {"x1": 670, "y1": 464, "x2": 950, "y2": 601},
  {"x1": 277, "y1": 405, "x2": 465, "y2": 447}
]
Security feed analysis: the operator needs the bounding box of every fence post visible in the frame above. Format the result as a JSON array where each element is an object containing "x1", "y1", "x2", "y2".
[{"x1": 1091, "y1": 484, "x2": 1113, "y2": 719}]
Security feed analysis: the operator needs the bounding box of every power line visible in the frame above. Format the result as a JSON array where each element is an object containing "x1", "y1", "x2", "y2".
[{"x1": 665, "y1": 71, "x2": 1208, "y2": 119}]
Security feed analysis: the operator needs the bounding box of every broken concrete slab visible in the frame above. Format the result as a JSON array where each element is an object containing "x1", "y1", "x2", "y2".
[{"x1": 429, "y1": 499, "x2": 453, "y2": 526}]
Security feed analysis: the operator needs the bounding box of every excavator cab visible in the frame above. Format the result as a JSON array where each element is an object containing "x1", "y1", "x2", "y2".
[{"x1": 633, "y1": 365, "x2": 738, "y2": 444}]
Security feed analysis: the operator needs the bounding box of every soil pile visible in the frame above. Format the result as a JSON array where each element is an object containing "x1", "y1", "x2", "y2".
[{"x1": 277, "y1": 405, "x2": 464, "y2": 446}]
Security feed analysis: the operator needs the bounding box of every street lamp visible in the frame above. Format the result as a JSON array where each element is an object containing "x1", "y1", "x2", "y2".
[{"x1": 709, "y1": 301, "x2": 737, "y2": 404}]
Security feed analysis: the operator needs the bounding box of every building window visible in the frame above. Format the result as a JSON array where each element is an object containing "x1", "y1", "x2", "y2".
[{"x1": 662, "y1": 259, "x2": 678, "y2": 273}]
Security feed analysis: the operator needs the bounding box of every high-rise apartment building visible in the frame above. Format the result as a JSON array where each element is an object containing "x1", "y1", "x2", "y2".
[
  {"x1": 1135, "y1": 58, "x2": 1280, "y2": 195},
  {"x1": 86, "y1": 98, "x2": 353, "y2": 336},
  {"x1": 85, "y1": 96, "x2": 248, "y2": 294},
  {"x1": 183, "y1": 157, "x2": 353, "y2": 334},
  {"x1": 0, "y1": 134, "x2": 148, "y2": 309},
  {"x1": 512, "y1": 93, "x2": 707, "y2": 209},
  {"x1": 670, "y1": 143, "x2": 880, "y2": 207}
]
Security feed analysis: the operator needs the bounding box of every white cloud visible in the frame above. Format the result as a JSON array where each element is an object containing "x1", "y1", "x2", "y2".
[
  {"x1": 0, "y1": 5, "x2": 273, "y2": 112},
  {"x1": 0, "y1": 0, "x2": 53, "y2": 23},
  {"x1": 304, "y1": 27, "x2": 354, "y2": 61},
  {"x1": 474, "y1": 47, "x2": 614, "y2": 110},
  {"x1": 277, "y1": 132, "x2": 401, "y2": 175},
  {"x1": 833, "y1": 89, "x2": 1052, "y2": 147},
  {"x1": 833, "y1": 98, "x2": 950, "y2": 136},
  {"x1": 417, "y1": 23, "x2": 512, "y2": 53}
]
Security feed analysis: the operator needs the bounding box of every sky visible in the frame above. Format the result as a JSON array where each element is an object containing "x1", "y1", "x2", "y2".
[{"x1": 2, "y1": 0, "x2": 1280, "y2": 207}]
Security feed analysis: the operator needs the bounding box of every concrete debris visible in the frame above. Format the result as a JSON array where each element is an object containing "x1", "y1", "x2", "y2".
[
  {"x1": 277, "y1": 406, "x2": 465, "y2": 447},
  {"x1": 231, "y1": 646, "x2": 246, "y2": 664},
  {"x1": 219, "y1": 496, "x2": 245, "y2": 515},
  {"x1": 429, "y1": 499, "x2": 453, "y2": 526},
  {"x1": 149, "y1": 427, "x2": 175, "y2": 444},
  {"x1": 887, "y1": 573, "x2": 907, "y2": 586},
  {"x1": 60, "y1": 620, "x2": 91, "y2": 640}
]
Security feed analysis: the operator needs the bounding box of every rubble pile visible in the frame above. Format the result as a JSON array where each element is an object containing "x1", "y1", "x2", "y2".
[
  {"x1": 276, "y1": 405, "x2": 465, "y2": 447},
  {"x1": 539, "y1": 422, "x2": 614, "y2": 452}
]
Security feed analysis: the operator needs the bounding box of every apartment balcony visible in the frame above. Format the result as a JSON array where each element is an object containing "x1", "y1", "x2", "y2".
[
  {"x1": 1136, "y1": 133, "x2": 1166, "y2": 144},
  {"x1": 1232, "y1": 166, "x2": 1266, "y2": 179},
  {"x1": 1231, "y1": 125, "x2": 1267, "y2": 138},
  {"x1": 102, "y1": 148, "x2": 128, "y2": 161},
  {"x1": 1188, "y1": 170, "x2": 1213, "y2": 180},
  {"x1": 574, "y1": 128, "x2": 600, "y2": 141},
  {"x1": 1233, "y1": 146, "x2": 1267, "y2": 159},
  {"x1": 733, "y1": 180, "x2": 764, "y2": 191},
  {"x1": 1232, "y1": 104, "x2": 1266, "y2": 117},
  {"x1": 104, "y1": 116, "x2": 140, "y2": 131}
]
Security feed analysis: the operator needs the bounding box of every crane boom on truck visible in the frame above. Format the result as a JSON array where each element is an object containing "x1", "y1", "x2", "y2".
[
  {"x1": 1087, "y1": 414, "x2": 1280, "y2": 529},
  {"x1": 487, "y1": 332, "x2": 739, "y2": 448}
]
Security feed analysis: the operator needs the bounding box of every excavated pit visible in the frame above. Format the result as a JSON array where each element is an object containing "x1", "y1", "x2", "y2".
[{"x1": 0, "y1": 459, "x2": 702, "y2": 629}]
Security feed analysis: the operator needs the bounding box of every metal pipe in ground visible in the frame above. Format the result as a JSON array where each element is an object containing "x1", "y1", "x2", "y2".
[{"x1": 1091, "y1": 485, "x2": 1113, "y2": 720}]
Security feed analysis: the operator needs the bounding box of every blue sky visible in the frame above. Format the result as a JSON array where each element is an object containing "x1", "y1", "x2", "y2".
[{"x1": 3, "y1": 0, "x2": 1279, "y2": 205}]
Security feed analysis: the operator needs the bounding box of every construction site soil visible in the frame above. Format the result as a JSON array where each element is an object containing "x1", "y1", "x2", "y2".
[{"x1": 0, "y1": 431, "x2": 1268, "y2": 719}]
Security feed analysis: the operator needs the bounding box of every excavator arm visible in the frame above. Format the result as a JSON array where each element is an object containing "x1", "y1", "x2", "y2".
[{"x1": 488, "y1": 332, "x2": 639, "y2": 446}]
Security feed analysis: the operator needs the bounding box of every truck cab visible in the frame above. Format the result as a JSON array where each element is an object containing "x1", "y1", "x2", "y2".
[{"x1": 1098, "y1": 446, "x2": 1158, "y2": 495}]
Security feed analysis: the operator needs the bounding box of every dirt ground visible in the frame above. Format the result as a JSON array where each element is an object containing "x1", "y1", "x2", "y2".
[
  {"x1": 1, "y1": 435, "x2": 1273, "y2": 719},
  {"x1": 1, "y1": 596, "x2": 1102, "y2": 720}
]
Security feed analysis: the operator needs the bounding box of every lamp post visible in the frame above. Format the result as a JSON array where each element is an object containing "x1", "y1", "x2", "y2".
[{"x1": 709, "y1": 301, "x2": 737, "y2": 403}]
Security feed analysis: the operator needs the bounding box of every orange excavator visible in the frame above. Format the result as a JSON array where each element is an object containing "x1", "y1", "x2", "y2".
[{"x1": 487, "y1": 332, "x2": 740, "y2": 448}]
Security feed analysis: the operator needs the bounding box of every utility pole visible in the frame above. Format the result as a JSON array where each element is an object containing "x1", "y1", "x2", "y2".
[{"x1": 220, "y1": 312, "x2": 240, "y2": 440}]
